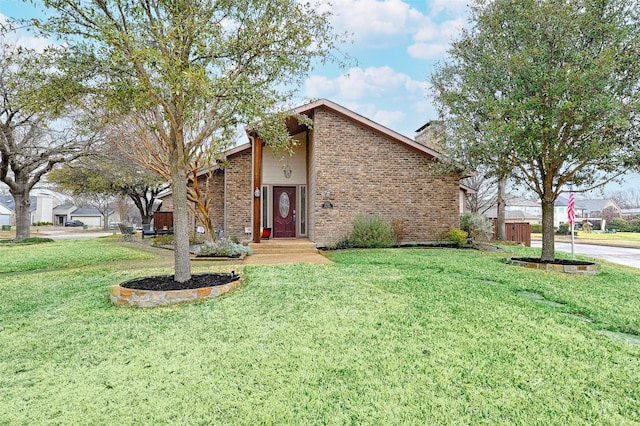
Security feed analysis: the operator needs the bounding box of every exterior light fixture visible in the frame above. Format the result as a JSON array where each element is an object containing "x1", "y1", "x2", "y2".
[
  {"x1": 254, "y1": 188, "x2": 261, "y2": 198},
  {"x1": 283, "y1": 165, "x2": 292, "y2": 179}
]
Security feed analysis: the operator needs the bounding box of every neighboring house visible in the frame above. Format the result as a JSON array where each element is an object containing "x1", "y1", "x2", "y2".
[
  {"x1": 52, "y1": 204, "x2": 77, "y2": 226},
  {"x1": 53, "y1": 204, "x2": 118, "y2": 227},
  {"x1": 0, "y1": 194, "x2": 37, "y2": 225},
  {"x1": 0, "y1": 191, "x2": 68, "y2": 225},
  {"x1": 0, "y1": 202, "x2": 11, "y2": 226},
  {"x1": 575, "y1": 198, "x2": 621, "y2": 229},
  {"x1": 70, "y1": 207, "x2": 115, "y2": 228},
  {"x1": 161, "y1": 99, "x2": 466, "y2": 247},
  {"x1": 621, "y1": 208, "x2": 640, "y2": 220},
  {"x1": 484, "y1": 197, "x2": 542, "y2": 224}
]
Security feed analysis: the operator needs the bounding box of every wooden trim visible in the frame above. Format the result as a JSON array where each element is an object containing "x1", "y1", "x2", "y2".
[{"x1": 252, "y1": 137, "x2": 263, "y2": 243}]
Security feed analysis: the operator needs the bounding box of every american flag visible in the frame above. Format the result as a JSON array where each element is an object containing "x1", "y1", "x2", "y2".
[{"x1": 568, "y1": 192, "x2": 575, "y2": 226}]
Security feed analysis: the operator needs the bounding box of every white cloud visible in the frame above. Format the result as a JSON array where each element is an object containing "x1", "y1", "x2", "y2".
[
  {"x1": 0, "y1": 14, "x2": 55, "y2": 52},
  {"x1": 407, "y1": 17, "x2": 466, "y2": 60},
  {"x1": 327, "y1": 0, "x2": 427, "y2": 48},
  {"x1": 304, "y1": 66, "x2": 432, "y2": 134},
  {"x1": 305, "y1": 66, "x2": 427, "y2": 101},
  {"x1": 428, "y1": 0, "x2": 470, "y2": 18}
]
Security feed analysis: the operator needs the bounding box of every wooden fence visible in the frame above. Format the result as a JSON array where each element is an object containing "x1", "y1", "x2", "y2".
[{"x1": 492, "y1": 220, "x2": 531, "y2": 247}]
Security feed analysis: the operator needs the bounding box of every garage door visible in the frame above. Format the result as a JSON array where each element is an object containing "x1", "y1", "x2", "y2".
[{"x1": 72, "y1": 216, "x2": 101, "y2": 227}]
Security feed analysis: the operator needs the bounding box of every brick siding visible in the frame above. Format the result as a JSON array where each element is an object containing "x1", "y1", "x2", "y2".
[
  {"x1": 309, "y1": 107, "x2": 460, "y2": 247},
  {"x1": 224, "y1": 149, "x2": 253, "y2": 240}
]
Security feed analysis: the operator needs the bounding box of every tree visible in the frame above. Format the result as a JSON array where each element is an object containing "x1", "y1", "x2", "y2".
[
  {"x1": 34, "y1": 0, "x2": 344, "y2": 282},
  {"x1": 49, "y1": 146, "x2": 168, "y2": 227},
  {"x1": 431, "y1": 0, "x2": 640, "y2": 260},
  {"x1": 0, "y1": 40, "x2": 95, "y2": 240},
  {"x1": 609, "y1": 189, "x2": 640, "y2": 209}
]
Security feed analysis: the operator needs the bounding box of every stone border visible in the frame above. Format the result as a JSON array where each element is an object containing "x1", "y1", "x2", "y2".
[
  {"x1": 110, "y1": 277, "x2": 243, "y2": 307},
  {"x1": 508, "y1": 258, "x2": 600, "y2": 275}
]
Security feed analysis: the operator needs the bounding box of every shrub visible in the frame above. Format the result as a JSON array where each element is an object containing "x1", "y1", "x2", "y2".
[
  {"x1": 349, "y1": 215, "x2": 394, "y2": 248},
  {"x1": 460, "y1": 213, "x2": 493, "y2": 245},
  {"x1": 391, "y1": 218, "x2": 407, "y2": 246},
  {"x1": 606, "y1": 218, "x2": 629, "y2": 232},
  {"x1": 446, "y1": 228, "x2": 468, "y2": 247},
  {"x1": 330, "y1": 234, "x2": 354, "y2": 249},
  {"x1": 32, "y1": 222, "x2": 53, "y2": 226},
  {"x1": 556, "y1": 223, "x2": 578, "y2": 236},
  {"x1": 196, "y1": 238, "x2": 252, "y2": 257},
  {"x1": 530, "y1": 223, "x2": 542, "y2": 233}
]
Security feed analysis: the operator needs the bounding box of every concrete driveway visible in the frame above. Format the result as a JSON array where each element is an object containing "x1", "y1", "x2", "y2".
[{"x1": 531, "y1": 241, "x2": 640, "y2": 269}]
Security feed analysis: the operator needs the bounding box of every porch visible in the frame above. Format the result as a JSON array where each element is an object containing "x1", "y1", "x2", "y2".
[{"x1": 246, "y1": 238, "x2": 330, "y2": 265}]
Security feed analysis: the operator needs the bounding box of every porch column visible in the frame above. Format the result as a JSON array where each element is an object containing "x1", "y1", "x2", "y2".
[{"x1": 252, "y1": 136, "x2": 263, "y2": 243}]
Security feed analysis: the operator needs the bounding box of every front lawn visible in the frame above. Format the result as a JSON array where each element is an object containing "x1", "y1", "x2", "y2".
[{"x1": 1, "y1": 241, "x2": 639, "y2": 424}]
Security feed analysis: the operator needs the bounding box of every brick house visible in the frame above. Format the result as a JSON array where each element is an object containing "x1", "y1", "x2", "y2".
[{"x1": 161, "y1": 99, "x2": 466, "y2": 247}]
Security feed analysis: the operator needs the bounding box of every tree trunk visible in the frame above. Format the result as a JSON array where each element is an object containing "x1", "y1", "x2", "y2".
[
  {"x1": 540, "y1": 197, "x2": 556, "y2": 261},
  {"x1": 496, "y1": 177, "x2": 506, "y2": 241},
  {"x1": 170, "y1": 168, "x2": 192, "y2": 283},
  {"x1": 12, "y1": 190, "x2": 31, "y2": 241}
]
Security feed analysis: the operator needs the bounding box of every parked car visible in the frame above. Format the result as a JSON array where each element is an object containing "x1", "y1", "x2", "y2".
[{"x1": 65, "y1": 220, "x2": 84, "y2": 227}]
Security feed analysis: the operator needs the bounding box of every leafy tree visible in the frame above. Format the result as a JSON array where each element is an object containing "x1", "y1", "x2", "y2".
[
  {"x1": 49, "y1": 146, "x2": 168, "y2": 227},
  {"x1": 0, "y1": 39, "x2": 95, "y2": 241},
  {"x1": 432, "y1": 0, "x2": 640, "y2": 260},
  {"x1": 33, "y1": 0, "x2": 345, "y2": 282}
]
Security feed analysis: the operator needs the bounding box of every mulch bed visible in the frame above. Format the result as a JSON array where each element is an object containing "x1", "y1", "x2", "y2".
[
  {"x1": 511, "y1": 257, "x2": 596, "y2": 266},
  {"x1": 122, "y1": 272, "x2": 240, "y2": 291}
]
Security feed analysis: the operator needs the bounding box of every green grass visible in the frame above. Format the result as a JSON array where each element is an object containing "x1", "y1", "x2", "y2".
[
  {"x1": 1, "y1": 242, "x2": 639, "y2": 424},
  {"x1": 0, "y1": 238, "x2": 154, "y2": 273}
]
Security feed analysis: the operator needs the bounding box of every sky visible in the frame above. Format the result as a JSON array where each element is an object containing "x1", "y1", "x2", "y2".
[{"x1": 1, "y1": 0, "x2": 638, "y2": 194}]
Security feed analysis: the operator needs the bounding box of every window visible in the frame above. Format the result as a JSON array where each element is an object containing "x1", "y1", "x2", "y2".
[
  {"x1": 300, "y1": 186, "x2": 307, "y2": 235},
  {"x1": 262, "y1": 186, "x2": 268, "y2": 228}
]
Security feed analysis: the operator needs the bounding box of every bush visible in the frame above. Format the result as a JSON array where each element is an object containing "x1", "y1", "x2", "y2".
[
  {"x1": 460, "y1": 213, "x2": 493, "y2": 245},
  {"x1": 349, "y1": 215, "x2": 394, "y2": 248},
  {"x1": 32, "y1": 222, "x2": 53, "y2": 226},
  {"x1": 606, "y1": 218, "x2": 629, "y2": 232},
  {"x1": 391, "y1": 218, "x2": 407, "y2": 246},
  {"x1": 331, "y1": 215, "x2": 394, "y2": 249},
  {"x1": 556, "y1": 223, "x2": 578, "y2": 236},
  {"x1": 196, "y1": 238, "x2": 252, "y2": 257},
  {"x1": 530, "y1": 223, "x2": 542, "y2": 233},
  {"x1": 629, "y1": 219, "x2": 640, "y2": 233},
  {"x1": 446, "y1": 228, "x2": 468, "y2": 247}
]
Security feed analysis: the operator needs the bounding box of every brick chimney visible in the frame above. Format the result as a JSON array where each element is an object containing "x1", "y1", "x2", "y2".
[{"x1": 415, "y1": 120, "x2": 445, "y2": 153}]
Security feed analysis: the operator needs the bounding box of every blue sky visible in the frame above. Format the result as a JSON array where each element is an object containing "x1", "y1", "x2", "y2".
[
  {"x1": 1, "y1": 0, "x2": 469, "y2": 138},
  {"x1": 2, "y1": 0, "x2": 638, "y2": 193}
]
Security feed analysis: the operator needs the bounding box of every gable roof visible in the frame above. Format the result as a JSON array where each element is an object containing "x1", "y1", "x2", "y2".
[
  {"x1": 0, "y1": 195, "x2": 37, "y2": 212},
  {"x1": 290, "y1": 99, "x2": 443, "y2": 160},
  {"x1": 574, "y1": 198, "x2": 620, "y2": 211},
  {"x1": 71, "y1": 207, "x2": 113, "y2": 216}
]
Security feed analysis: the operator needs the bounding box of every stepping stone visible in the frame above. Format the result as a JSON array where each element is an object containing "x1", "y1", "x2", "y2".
[{"x1": 598, "y1": 330, "x2": 640, "y2": 347}]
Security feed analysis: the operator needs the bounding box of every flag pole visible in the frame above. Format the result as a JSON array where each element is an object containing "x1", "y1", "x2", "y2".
[{"x1": 569, "y1": 184, "x2": 575, "y2": 260}]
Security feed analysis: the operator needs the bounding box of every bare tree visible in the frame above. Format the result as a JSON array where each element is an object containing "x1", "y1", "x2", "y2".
[{"x1": 0, "y1": 40, "x2": 96, "y2": 240}]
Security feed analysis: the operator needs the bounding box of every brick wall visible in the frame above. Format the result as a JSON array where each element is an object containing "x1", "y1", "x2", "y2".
[
  {"x1": 196, "y1": 170, "x2": 225, "y2": 233},
  {"x1": 310, "y1": 107, "x2": 460, "y2": 247},
  {"x1": 224, "y1": 148, "x2": 253, "y2": 240}
]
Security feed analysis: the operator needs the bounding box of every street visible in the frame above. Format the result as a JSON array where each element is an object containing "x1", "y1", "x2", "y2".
[{"x1": 531, "y1": 241, "x2": 640, "y2": 269}]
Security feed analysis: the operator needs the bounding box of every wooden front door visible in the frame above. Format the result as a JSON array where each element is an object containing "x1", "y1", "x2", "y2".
[{"x1": 273, "y1": 187, "x2": 296, "y2": 238}]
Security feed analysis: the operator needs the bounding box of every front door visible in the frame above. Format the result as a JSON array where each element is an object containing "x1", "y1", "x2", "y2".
[{"x1": 273, "y1": 187, "x2": 296, "y2": 238}]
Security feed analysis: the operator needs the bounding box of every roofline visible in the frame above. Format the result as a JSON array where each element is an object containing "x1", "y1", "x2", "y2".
[
  {"x1": 293, "y1": 99, "x2": 443, "y2": 160},
  {"x1": 459, "y1": 183, "x2": 477, "y2": 195}
]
